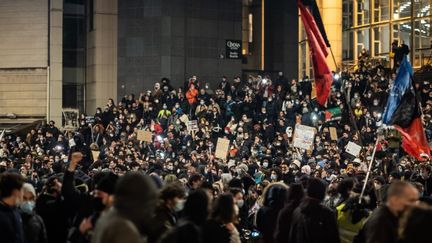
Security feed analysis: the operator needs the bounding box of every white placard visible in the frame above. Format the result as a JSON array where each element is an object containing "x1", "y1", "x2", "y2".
[
  {"x1": 69, "y1": 138, "x2": 76, "y2": 148},
  {"x1": 187, "y1": 120, "x2": 199, "y2": 132},
  {"x1": 215, "y1": 138, "x2": 230, "y2": 160},
  {"x1": 346, "y1": 141, "x2": 362, "y2": 157},
  {"x1": 293, "y1": 124, "x2": 316, "y2": 150}
]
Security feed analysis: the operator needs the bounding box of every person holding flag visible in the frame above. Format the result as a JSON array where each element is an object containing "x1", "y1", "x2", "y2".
[{"x1": 382, "y1": 55, "x2": 431, "y2": 161}]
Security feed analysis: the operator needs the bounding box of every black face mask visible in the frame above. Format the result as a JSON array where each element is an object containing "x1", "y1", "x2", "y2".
[{"x1": 93, "y1": 197, "x2": 105, "y2": 212}]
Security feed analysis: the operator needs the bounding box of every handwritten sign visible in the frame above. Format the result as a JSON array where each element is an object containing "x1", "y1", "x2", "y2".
[
  {"x1": 293, "y1": 124, "x2": 316, "y2": 150},
  {"x1": 187, "y1": 120, "x2": 199, "y2": 132},
  {"x1": 215, "y1": 138, "x2": 230, "y2": 160},
  {"x1": 137, "y1": 130, "x2": 153, "y2": 142},
  {"x1": 346, "y1": 141, "x2": 362, "y2": 157},
  {"x1": 92, "y1": 151, "x2": 100, "y2": 160},
  {"x1": 329, "y1": 127, "x2": 338, "y2": 141}
]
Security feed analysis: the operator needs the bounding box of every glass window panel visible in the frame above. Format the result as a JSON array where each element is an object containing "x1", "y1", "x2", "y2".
[
  {"x1": 374, "y1": 0, "x2": 390, "y2": 22},
  {"x1": 414, "y1": 0, "x2": 430, "y2": 17},
  {"x1": 356, "y1": 28, "x2": 370, "y2": 57},
  {"x1": 343, "y1": 31, "x2": 355, "y2": 60},
  {"x1": 343, "y1": 0, "x2": 355, "y2": 29},
  {"x1": 393, "y1": 21, "x2": 412, "y2": 48},
  {"x1": 393, "y1": 0, "x2": 412, "y2": 20},
  {"x1": 357, "y1": 0, "x2": 370, "y2": 25},
  {"x1": 413, "y1": 19, "x2": 431, "y2": 66},
  {"x1": 373, "y1": 25, "x2": 390, "y2": 56}
]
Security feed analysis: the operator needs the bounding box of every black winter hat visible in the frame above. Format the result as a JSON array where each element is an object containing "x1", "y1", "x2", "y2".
[
  {"x1": 307, "y1": 178, "x2": 327, "y2": 201},
  {"x1": 95, "y1": 172, "x2": 118, "y2": 195}
]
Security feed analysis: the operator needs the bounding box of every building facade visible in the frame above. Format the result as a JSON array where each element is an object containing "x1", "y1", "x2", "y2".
[
  {"x1": 342, "y1": 0, "x2": 431, "y2": 68},
  {"x1": 0, "y1": 0, "x2": 297, "y2": 127}
]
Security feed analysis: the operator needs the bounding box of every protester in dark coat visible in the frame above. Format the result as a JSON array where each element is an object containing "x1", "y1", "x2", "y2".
[
  {"x1": 150, "y1": 182, "x2": 187, "y2": 243},
  {"x1": 274, "y1": 183, "x2": 305, "y2": 243},
  {"x1": 203, "y1": 193, "x2": 240, "y2": 243},
  {"x1": 0, "y1": 173, "x2": 26, "y2": 243},
  {"x1": 355, "y1": 181, "x2": 418, "y2": 243},
  {"x1": 62, "y1": 152, "x2": 94, "y2": 243},
  {"x1": 36, "y1": 175, "x2": 69, "y2": 243},
  {"x1": 398, "y1": 204, "x2": 432, "y2": 243},
  {"x1": 92, "y1": 172, "x2": 158, "y2": 243},
  {"x1": 20, "y1": 183, "x2": 48, "y2": 243},
  {"x1": 256, "y1": 183, "x2": 288, "y2": 243},
  {"x1": 288, "y1": 178, "x2": 340, "y2": 243},
  {"x1": 160, "y1": 189, "x2": 210, "y2": 243}
]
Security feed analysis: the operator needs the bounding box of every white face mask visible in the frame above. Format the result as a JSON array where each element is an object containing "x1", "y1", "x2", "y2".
[
  {"x1": 374, "y1": 182, "x2": 382, "y2": 190},
  {"x1": 263, "y1": 162, "x2": 269, "y2": 168},
  {"x1": 20, "y1": 201, "x2": 35, "y2": 214},
  {"x1": 237, "y1": 199, "x2": 244, "y2": 208},
  {"x1": 174, "y1": 199, "x2": 185, "y2": 212}
]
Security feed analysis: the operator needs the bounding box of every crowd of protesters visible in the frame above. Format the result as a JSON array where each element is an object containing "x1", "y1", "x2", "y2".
[{"x1": 1, "y1": 49, "x2": 432, "y2": 243}]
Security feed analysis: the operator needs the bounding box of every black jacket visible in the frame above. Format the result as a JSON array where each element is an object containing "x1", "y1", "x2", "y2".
[
  {"x1": 35, "y1": 193, "x2": 69, "y2": 243},
  {"x1": 159, "y1": 219, "x2": 203, "y2": 243},
  {"x1": 359, "y1": 205, "x2": 398, "y2": 243},
  {"x1": 21, "y1": 211, "x2": 48, "y2": 243},
  {"x1": 202, "y1": 219, "x2": 231, "y2": 243},
  {"x1": 0, "y1": 201, "x2": 25, "y2": 243},
  {"x1": 288, "y1": 198, "x2": 340, "y2": 243},
  {"x1": 149, "y1": 204, "x2": 177, "y2": 243},
  {"x1": 274, "y1": 201, "x2": 301, "y2": 243}
]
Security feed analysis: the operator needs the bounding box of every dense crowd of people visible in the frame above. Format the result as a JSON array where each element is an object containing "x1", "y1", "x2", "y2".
[{"x1": 1, "y1": 50, "x2": 432, "y2": 243}]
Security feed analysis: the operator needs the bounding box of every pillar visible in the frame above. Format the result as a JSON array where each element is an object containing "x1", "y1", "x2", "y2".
[{"x1": 319, "y1": 0, "x2": 342, "y2": 71}]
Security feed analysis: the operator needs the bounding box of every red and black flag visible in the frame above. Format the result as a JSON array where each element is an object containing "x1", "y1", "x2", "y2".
[
  {"x1": 298, "y1": 0, "x2": 332, "y2": 106},
  {"x1": 301, "y1": 0, "x2": 330, "y2": 48},
  {"x1": 382, "y1": 56, "x2": 431, "y2": 160}
]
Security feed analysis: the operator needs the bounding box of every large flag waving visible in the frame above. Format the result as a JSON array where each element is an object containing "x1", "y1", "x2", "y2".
[
  {"x1": 382, "y1": 56, "x2": 430, "y2": 160},
  {"x1": 298, "y1": 1, "x2": 332, "y2": 106},
  {"x1": 301, "y1": 0, "x2": 331, "y2": 48}
]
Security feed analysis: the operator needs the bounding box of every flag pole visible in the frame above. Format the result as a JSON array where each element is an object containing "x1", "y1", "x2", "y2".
[
  {"x1": 329, "y1": 47, "x2": 338, "y2": 71},
  {"x1": 359, "y1": 131, "x2": 381, "y2": 203}
]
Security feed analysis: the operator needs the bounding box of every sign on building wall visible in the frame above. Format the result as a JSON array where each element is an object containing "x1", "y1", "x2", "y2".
[{"x1": 225, "y1": 40, "x2": 242, "y2": 59}]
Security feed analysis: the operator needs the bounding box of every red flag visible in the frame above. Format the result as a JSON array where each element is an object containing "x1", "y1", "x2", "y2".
[
  {"x1": 394, "y1": 118, "x2": 431, "y2": 161},
  {"x1": 298, "y1": 1, "x2": 332, "y2": 106},
  {"x1": 298, "y1": 1, "x2": 328, "y2": 57}
]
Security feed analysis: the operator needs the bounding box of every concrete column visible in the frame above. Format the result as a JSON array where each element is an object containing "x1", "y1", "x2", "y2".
[
  {"x1": 49, "y1": 0, "x2": 63, "y2": 125},
  {"x1": 86, "y1": 0, "x2": 117, "y2": 113},
  {"x1": 319, "y1": 0, "x2": 342, "y2": 71}
]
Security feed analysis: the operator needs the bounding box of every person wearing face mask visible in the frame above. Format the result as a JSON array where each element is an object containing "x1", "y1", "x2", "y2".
[
  {"x1": 195, "y1": 99, "x2": 208, "y2": 118},
  {"x1": 356, "y1": 181, "x2": 419, "y2": 243},
  {"x1": 0, "y1": 172, "x2": 26, "y2": 243},
  {"x1": 256, "y1": 183, "x2": 288, "y2": 243},
  {"x1": 59, "y1": 152, "x2": 95, "y2": 243},
  {"x1": 77, "y1": 172, "x2": 118, "y2": 243},
  {"x1": 149, "y1": 182, "x2": 187, "y2": 243},
  {"x1": 19, "y1": 183, "x2": 48, "y2": 243},
  {"x1": 203, "y1": 193, "x2": 241, "y2": 243}
]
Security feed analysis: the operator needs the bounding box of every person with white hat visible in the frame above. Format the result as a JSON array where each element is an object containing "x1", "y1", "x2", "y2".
[{"x1": 19, "y1": 183, "x2": 48, "y2": 243}]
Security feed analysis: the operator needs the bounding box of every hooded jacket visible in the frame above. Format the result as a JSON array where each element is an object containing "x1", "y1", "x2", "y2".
[
  {"x1": 92, "y1": 173, "x2": 158, "y2": 243},
  {"x1": 288, "y1": 198, "x2": 340, "y2": 243}
]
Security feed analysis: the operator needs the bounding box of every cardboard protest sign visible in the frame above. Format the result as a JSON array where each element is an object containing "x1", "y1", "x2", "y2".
[
  {"x1": 293, "y1": 124, "x2": 316, "y2": 150},
  {"x1": 329, "y1": 127, "x2": 338, "y2": 141},
  {"x1": 92, "y1": 151, "x2": 100, "y2": 160},
  {"x1": 69, "y1": 138, "x2": 76, "y2": 148},
  {"x1": 346, "y1": 141, "x2": 362, "y2": 157},
  {"x1": 179, "y1": 114, "x2": 189, "y2": 124},
  {"x1": 187, "y1": 120, "x2": 199, "y2": 132},
  {"x1": 215, "y1": 138, "x2": 230, "y2": 160},
  {"x1": 137, "y1": 130, "x2": 153, "y2": 142},
  {"x1": 286, "y1": 126, "x2": 293, "y2": 138}
]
